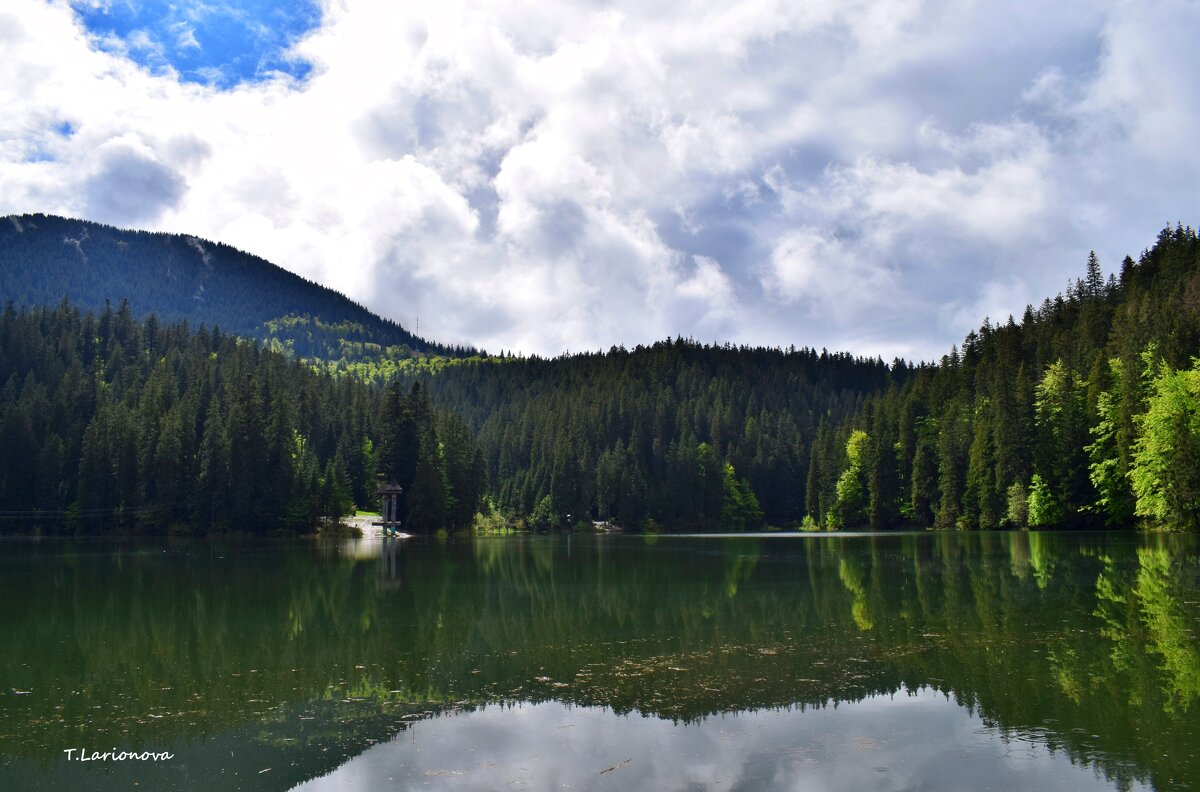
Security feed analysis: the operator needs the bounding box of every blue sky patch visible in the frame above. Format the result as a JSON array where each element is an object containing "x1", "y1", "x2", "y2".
[{"x1": 72, "y1": 0, "x2": 322, "y2": 89}]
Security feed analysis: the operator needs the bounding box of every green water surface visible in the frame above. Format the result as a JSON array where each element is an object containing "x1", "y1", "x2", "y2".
[{"x1": 0, "y1": 531, "x2": 1196, "y2": 790}]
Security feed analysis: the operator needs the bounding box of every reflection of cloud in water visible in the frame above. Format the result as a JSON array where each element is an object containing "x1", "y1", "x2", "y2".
[{"x1": 292, "y1": 687, "x2": 1145, "y2": 792}]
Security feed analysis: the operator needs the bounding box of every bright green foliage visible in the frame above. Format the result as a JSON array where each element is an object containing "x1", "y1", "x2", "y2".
[
  {"x1": 1032, "y1": 361, "x2": 1091, "y2": 525},
  {"x1": 720, "y1": 461, "x2": 763, "y2": 531},
  {"x1": 6, "y1": 219, "x2": 1200, "y2": 533},
  {"x1": 1005, "y1": 481, "x2": 1029, "y2": 529},
  {"x1": 1087, "y1": 357, "x2": 1139, "y2": 525},
  {"x1": 1133, "y1": 547, "x2": 1200, "y2": 712},
  {"x1": 1131, "y1": 360, "x2": 1200, "y2": 530},
  {"x1": 527, "y1": 495, "x2": 560, "y2": 532},
  {"x1": 836, "y1": 556, "x2": 874, "y2": 630},
  {"x1": 1027, "y1": 473, "x2": 1058, "y2": 527},
  {"x1": 808, "y1": 226, "x2": 1200, "y2": 532},
  {"x1": 831, "y1": 430, "x2": 869, "y2": 529}
]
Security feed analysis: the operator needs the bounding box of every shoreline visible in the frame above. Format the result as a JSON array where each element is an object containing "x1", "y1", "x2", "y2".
[{"x1": 341, "y1": 514, "x2": 412, "y2": 540}]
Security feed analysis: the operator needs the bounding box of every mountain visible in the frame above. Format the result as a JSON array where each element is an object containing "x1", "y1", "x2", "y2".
[
  {"x1": 6, "y1": 211, "x2": 1196, "y2": 533},
  {"x1": 0, "y1": 213, "x2": 472, "y2": 360},
  {"x1": 0, "y1": 213, "x2": 902, "y2": 532},
  {"x1": 0, "y1": 301, "x2": 484, "y2": 533}
]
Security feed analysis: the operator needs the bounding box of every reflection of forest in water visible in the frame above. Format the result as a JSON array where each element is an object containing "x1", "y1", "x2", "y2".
[{"x1": 0, "y1": 532, "x2": 1196, "y2": 790}]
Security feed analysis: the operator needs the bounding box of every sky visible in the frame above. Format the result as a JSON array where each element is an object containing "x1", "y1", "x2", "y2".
[
  {"x1": 295, "y1": 695, "x2": 1137, "y2": 792},
  {"x1": 1, "y1": 1, "x2": 1197, "y2": 360}
]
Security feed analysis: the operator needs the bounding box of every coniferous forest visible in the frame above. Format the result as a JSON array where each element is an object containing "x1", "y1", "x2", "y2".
[
  {"x1": 0, "y1": 300, "x2": 484, "y2": 533},
  {"x1": 803, "y1": 225, "x2": 1200, "y2": 532},
  {"x1": 402, "y1": 224, "x2": 1200, "y2": 533},
  {"x1": 0, "y1": 216, "x2": 1198, "y2": 533},
  {"x1": 0, "y1": 214, "x2": 473, "y2": 359},
  {"x1": 409, "y1": 343, "x2": 895, "y2": 530}
]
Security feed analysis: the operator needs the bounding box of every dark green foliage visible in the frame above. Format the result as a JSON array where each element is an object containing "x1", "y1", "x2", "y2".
[
  {"x1": 816, "y1": 224, "x2": 1200, "y2": 531},
  {"x1": 0, "y1": 302, "x2": 484, "y2": 534},
  {"x1": 7, "y1": 214, "x2": 1199, "y2": 533},
  {"x1": 377, "y1": 382, "x2": 420, "y2": 500},
  {"x1": 372, "y1": 381, "x2": 481, "y2": 533},
  {"x1": 909, "y1": 418, "x2": 939, "y2": 527},
  {"x1": 441, "y1": 413, "x2": 487, "y2": 531},
  {"x1": 408, "y1": 341, "x2": 896, "y2": 529},
  {"x1": 406, "y1": 436, "x2": 449, "y2": 533},
  {"x1": 0, "y1": 214, "x2": 468, "y2": 360}
]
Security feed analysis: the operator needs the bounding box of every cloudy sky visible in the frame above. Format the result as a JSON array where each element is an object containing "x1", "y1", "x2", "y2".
[{"x1": 1, "y1": 1, "x2": 1197, "y2": 359}]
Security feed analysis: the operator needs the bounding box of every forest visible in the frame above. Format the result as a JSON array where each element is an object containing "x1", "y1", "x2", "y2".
[
  {"x1": 0, "y1": 214, "x2": 473, "y2": 359},
  {"x1": 0, "y1": 300, "x2": 483, "y2": 533},
  {"x1": 374, "y1": 225, "x2": 1200, "y2": 533},
  {"x1": 375, "y1": 225, "x2": 1198, "y2": 533},
  {"x1": 803, "y1": 224, "x2": 1200, "y2": 532},
  {"x1": 1, "y1": 218, "x2": 1198, "y2": 533},
  {"x1": 410, "y1": 342, "x2": 897, "y2": 530}
]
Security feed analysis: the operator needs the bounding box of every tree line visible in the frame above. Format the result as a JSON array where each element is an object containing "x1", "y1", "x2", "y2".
[
  {"x1": 402, "y1": 340, "x2": 901, "y2": 530},
  {"x1": 807, "y1": 224, "x2": 1200, "y2": 531},
  {"x1": 5, "y1": 219, "x2": 1197, "y2": 533},
  {"x1": 0, "y1": 300, "x2": 483, "y2": 533}
]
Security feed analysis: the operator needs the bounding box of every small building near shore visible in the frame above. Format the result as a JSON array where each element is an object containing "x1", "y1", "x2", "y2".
[{"x1": 376, "y1": 482, "x2": 403, "y2": 533}]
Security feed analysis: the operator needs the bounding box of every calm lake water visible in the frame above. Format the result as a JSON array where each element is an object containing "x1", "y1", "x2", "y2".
[{"x1": 1, "y1": 532, "x2": 1197, "y2": 791}]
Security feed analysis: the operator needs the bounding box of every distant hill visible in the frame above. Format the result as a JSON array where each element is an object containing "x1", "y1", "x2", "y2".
[{"x1": 0, "y1": 214, "x2": 472, "y2": 359}]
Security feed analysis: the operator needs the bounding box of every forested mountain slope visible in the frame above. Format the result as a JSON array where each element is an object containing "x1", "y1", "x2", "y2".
[
  {"x1": 404, "y1": 342, "x2": 904, "y2": 529},
  {"x1": 0, "y1": 301, "x2": 483, "y2": 534},
  {"x1": 0, "y1": 214, "x2": 470, "y2": 360},
  {"x1": 7, "y1": 213, "x2": 1196, "y2": 533},
  {"x1": 808, "y1": 224, "x2": 1200, "y2": 531}
]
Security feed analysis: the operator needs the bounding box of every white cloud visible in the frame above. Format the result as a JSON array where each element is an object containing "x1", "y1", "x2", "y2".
[
  {"x1": 172, "y1": 23, "x2": 201, "y2": 53},
  {"x1": 0, "y1": 0, "x2": 1197, "y2": 360},
  {"x1": 82, "y1": 133, "x2": 188, "y2": 223},
  {"x1": 292, "y1": 694, "x2": 1142, "y2": 792},
  {"x1": 763, "y1": 227, "x2": 905, "y2": 329}
]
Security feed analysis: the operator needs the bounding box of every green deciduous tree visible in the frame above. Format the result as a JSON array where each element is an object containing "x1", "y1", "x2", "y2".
[
  {"x1": 1031, "y1": 361, "x2": 1091, "y2": 526},
  {"x1": 1130, "y1": 359, "x2": 1200, "y2": 530},
  {"x1": 831, "y1": 429, "x2": 870, "y2": 530},
  {"x1": 721, "y1": 461, "x2": 763, "y2": 531}
]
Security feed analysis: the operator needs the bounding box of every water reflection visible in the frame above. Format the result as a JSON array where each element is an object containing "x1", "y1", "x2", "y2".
[
  {"x1": 0, "y1": 532, "x2": 1196, "y2": 791},
  {"x1": 295, "y1": 692, "x2": 1149, "y2": 792}
]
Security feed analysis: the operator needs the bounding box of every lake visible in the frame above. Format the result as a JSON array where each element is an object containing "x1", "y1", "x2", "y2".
[{"x1": 1, "y1": 531, "x2": 1197, "y2": 790}]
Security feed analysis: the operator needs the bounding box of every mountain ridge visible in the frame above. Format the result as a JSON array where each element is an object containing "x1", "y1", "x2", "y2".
[{"x1": 0, "y1": 213, "x2": 474, "y2": 359}]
